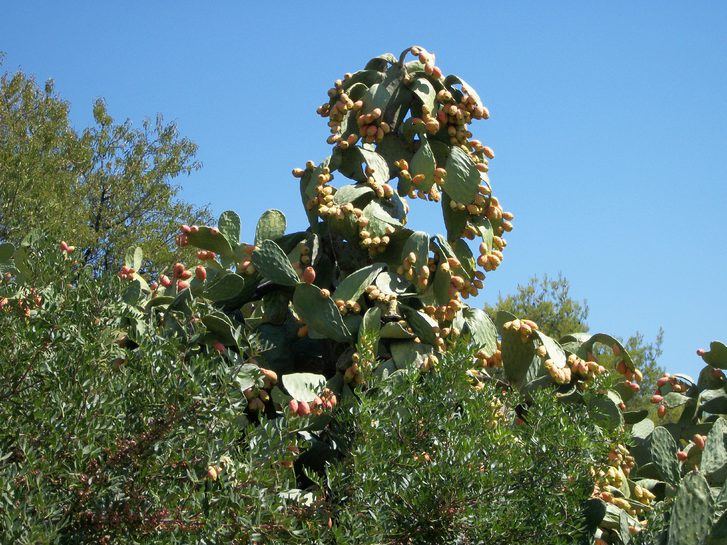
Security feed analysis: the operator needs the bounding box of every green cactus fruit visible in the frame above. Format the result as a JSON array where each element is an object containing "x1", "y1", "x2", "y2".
[
  {"x1": 252, "y1": 240, "x2": 300, "y2": 287},
  {"x1": 667, "y1": 471, "x2": 714, "y2": 545},
  {"x1": 293, "y1": 283, "x2": 351, "y2": 343},
  {"x1": 702, "y1": 417, "x2": 727, "y2": 486},
  {"x1": 650, "y1": 426, "x2": 681, "y2": 486},
  {"x1": 254, "y1": 209, "x2": 286, "y2": 245}
]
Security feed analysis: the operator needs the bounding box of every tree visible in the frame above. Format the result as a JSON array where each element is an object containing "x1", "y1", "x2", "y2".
[
  {"x1": 0, "y1": 60, "x2": 211, "y2": 273},
  {"x1": 485, "y1": 273, "x2": 665, "y2": 402},
  {"x1": 485, "y1": 273, "x2": 589, "y2": 340}
]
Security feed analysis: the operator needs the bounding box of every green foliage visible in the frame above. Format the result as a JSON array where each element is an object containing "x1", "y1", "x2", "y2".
[
  {"x1": 0, "y1": 60, "x2": 211, "y2": 274},
  {"x1": 486, "y1": 273, "x2": 589, "y2": 339},
  {"x1": 325, "y1": 344, "x2": 619, "y2": 545}
]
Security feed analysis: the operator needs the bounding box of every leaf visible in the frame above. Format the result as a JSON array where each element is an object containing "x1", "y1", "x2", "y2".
[
  {"x1": 444, "y1": 75, "x2": 483, "y2": 107},
  {"x1": 121, "y1": 280, "x2": 142, "y2": 305},
  {"x1": 343, "y1": 69, "x2": 386, "y2": 89},
  {"x1": 218, "y1": 210, "x2": 241, "y2": 245},
  {"x1": 401, "y1": 231, "x2": 430, "y2": 286},
  {"x1": 663, "y1": 392, "x2": 692, "y2": 409},
  {"x1": 452, "y1": 239, "x2": 476, "y2": 279},
  {"x1": 334, "y1": 264, "x2": 385, "y2": 303},
  {"x1": 462, "y1": 308, "x2": 498, "y2": 356},
  {"x1": 359, "y1": 306, "x2": 381, "y2": 358},
  {"x1": 252, "y1": 240, "x2": 299, "y2": 287},
  {"x1": 282, "y1": 373, "x2": 327, "y2": 403},
  {"x1": 188, "y1": 226, "x2": 235, "y2": 260},
  {"x1": 702, "y1": 341, "x2": 727, "y2": 368},
  {"x1": 391, "y1": 341, "x2": 433, "y2": 369},
  {"x1": 0, "y1": 243, "x2": 14, "y2": 261},
  {"x1": 650, "y1": 427, "x2": 680, "y2": 486},
  {"x1": 293, "y1": 284, "x2": 351, "y2": 343},
  {"x1": 362, "y1": 200, "x2": 400, "y2": 237},
  {"x1": 410, "y1": 77, "x2": 437, "y2": 113},
  {"x1": 202, "y1": 312, "x2": 237, "y2": 346},
  {"x1": 255, "y1": 209, "x2": 286, "y2": 244},
  {"x1": 357, "y1": 147, "x2": 390, "y2": 186},
  {"x1": 498, "y1": 312, "x2": 539, "y2": 388},
  {"x1": 333, "y1": 184, "x2": 374, "y2": 206},
  {"x1": 204, "y1": 272, "x2": 246, "y2": 302},
  {"x1": 364, "y1": 54, "x2": 396, "y2": 72},
  {"x1": 535, "y1": 331, "x2": 567, "y2": 369},
  {"x1": 441, "y1": 193, "x2": 468, "y2": 240},
  {"x1": 363, "y1": 64, "x2": 401, "y2": 114},
  {"x1": 588, "y1": 394, "x2": 623, "y2": 430},
  {"x1": 375, "y1": 271, "x2": 411, "y2": 295},
  {"x1": 702, "y1": 417, "x2": 727, "y2": 486},
  {"x1": 400, "y1": 305, "x2": 438, "y2": 346},
  {"x1": 443, "y1": 146, "x2": 480, "y2": 204},
  {"x1": 410, "y1": 138, "x2": 436, "y2": 192},
  {"x1": 125, "y1": 247, "x2": 143, "y2": 270},
  {"x1": 701, "y1": 388, "x2": 727, "y2": 414},
  {"x1": 668, "y1": 471, "x2": 714, "y2": 545}
]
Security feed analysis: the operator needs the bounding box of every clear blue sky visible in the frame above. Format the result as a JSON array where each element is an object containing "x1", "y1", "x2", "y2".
[{"x1": 2, "y1": 2, "x2": 726, "y2": 379}]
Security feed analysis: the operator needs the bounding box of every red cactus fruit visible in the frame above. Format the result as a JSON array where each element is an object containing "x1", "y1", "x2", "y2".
[
  {"x1": 160, "y1": 275, "x2": 172, "y2": 288},
  {"x1": 288, "y1": 399, "x2": 299, "y2": 414},
  {"x1": 212, "y1": 341, "x2": 225, "y2": 353},
  {"x1": 657, "y1": 404, "x2": 667, "y2": 417},
  {"x1": 302, "y1": 266, "x2": 316, "y2": 284},
  {"x1": 177, "y1": 280, "x2": 190, "y2": 290},
  {"x1": 297, "y1": 400, "x2": 311, "y2": 416},
  {"x1": 676, "y1": 451, "x2": 688, "y2": 462},
  {"x1": 195, "y1": 266, "x2": 207, "y2": 281}
]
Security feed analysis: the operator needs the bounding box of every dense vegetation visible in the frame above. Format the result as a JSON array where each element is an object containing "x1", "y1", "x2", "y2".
[{"x1": 0, "y1": 46, "x2": 724, "y2": 544}]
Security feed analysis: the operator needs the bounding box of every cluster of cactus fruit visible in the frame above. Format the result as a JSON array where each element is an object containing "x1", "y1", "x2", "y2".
[{"x1": 2, "y1": 47, "x2": 725, "y2": 544}]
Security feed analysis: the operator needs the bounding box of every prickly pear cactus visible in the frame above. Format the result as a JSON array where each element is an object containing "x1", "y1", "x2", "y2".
[
  {"x1": 114, "y1": 46, "x2": 511, "y2": 407},
  {"x1": 579, "y1": 343, "x2": 727, "y2": 544}
]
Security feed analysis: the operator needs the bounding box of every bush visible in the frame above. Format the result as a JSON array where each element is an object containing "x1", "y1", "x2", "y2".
[{"x1": 326, "y1": 346, "x2": 620, "y2": 545}]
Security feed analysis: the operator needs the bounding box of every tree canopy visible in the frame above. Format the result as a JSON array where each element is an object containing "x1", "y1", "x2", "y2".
[{"x1": 0, "y1": 60, "x2": 211, "y2": 273}]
